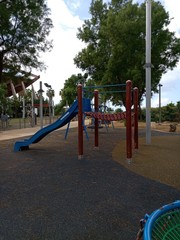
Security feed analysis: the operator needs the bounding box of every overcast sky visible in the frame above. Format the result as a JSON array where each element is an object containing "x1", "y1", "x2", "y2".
[{"x1": 33, "y1": 0, "x2": 180, "y2": 108}]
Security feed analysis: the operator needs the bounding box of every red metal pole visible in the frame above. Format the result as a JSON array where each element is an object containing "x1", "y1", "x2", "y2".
[
  {"x1": 133, "y1": 87, "x2": 139, "y2": 150},
  {"x1": 126, "y1": 80, "x2": 132, "y2": 163},
  {"x1": 78, "y1": 84, "x2": 83, "y2": 159},
  {"x1": 94, "y1": 89, "x2": 99, "y2": 148}
]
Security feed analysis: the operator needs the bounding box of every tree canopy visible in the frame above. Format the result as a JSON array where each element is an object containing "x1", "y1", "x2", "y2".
[
  {"x1": 0, "y1": 0, "x2": 53, "y2": 84},
  {"x1": 142, "y1": 102, "x2": 180, "y2": 122},
  {"x1": 74, "y1": 0, "x2": 180, "y2": 107}
]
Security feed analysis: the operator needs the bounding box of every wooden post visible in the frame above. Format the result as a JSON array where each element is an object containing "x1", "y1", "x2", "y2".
[
  {"x1": 78, "y1": 84, "x2": 83, "y2": 159},
  {"x1": 126, "y1": 80, "x2": 132, "y2": 163},
  {"x1": 94, "y1": 90, "x2": 99, "y2": 148},
  {"x1": 133, "y1": 87, "x2": 139, "y2": 150}
]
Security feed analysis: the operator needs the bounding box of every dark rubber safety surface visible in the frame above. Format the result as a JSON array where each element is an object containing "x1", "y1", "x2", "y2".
[{"x1": 0, "y1": 128, "x2": 179, "y2": 240}]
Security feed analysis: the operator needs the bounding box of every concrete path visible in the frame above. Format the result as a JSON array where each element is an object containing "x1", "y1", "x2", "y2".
[{"x1": 0, "y1": 121, "x2": 80, "y2": 141}]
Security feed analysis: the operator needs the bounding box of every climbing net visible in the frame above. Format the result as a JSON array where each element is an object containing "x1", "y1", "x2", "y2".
[{"x1": 85, "y1": 111, "x2": 128, "y2": 121}]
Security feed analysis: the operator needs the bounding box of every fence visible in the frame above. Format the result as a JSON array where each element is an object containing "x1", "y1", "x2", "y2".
[{"x1": 0, "y1": 116, "x2": 59, "y2": 131}]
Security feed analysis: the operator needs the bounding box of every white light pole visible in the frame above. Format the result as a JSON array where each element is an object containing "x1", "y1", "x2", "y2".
[{"x1": 145, "y1": 0, "x2": 152, "y2": 144}]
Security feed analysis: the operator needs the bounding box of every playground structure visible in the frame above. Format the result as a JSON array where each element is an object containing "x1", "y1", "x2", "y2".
[
  {"x1": 13, "y1": 98, "x2": 91, "y2": 151},
  {"x1": 77, "y1": 80, "x2": 139, "y2": 162},
  {"x1": 87, "y1": 101, "x2": 115, "y2": 131},
  {"x1": 14, "y1": 80, "x2": 138, "y2": 162}
]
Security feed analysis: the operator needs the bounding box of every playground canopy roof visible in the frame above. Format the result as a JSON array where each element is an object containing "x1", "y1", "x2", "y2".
[{"x1": 5, "y1": 73, "x2": 40, "y2": 97}]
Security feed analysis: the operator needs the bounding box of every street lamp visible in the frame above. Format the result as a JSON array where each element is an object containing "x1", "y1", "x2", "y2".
[
  {"x1": 44, "y1": 83, "x2": 52, "y2": 89},
  {"x1": 158, "y1": 83, "x2": 163, "y2": 124}
]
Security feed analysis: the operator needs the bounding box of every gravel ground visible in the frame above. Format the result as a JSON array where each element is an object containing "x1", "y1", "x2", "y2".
[
  {"x1": 0, "y1": 127, "x2": 179, "y2": 240},
  {"x1": 113, "y1": 127, "x2": 180, "y2": 189}
]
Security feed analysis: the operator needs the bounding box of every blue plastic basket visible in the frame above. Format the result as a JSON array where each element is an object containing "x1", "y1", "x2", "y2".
[{"x1": 143, "y1": 200, "x2": 180, "y2": 240}]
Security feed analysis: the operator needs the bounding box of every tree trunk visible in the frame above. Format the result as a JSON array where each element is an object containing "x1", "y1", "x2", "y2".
[{"x1": 0, "y1": 51, "x2": 4, "y2": 83}]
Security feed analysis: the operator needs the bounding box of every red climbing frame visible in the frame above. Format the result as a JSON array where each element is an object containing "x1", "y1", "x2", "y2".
[
  {"x1": 85, "y1": 112, "x2": 127, "y2": 121},
  {"x1": 94, "y1": 89, "x2": 99, "y2": 148},
  {"x1": 126, "y1": 80, "x2": 132, "y2": 162},
  {"x1": 78, "y1": 80, "x2": 138, "y2": 161},
  {"x1": 78, "y1": 84, "x2": 83, "y2": 159},
  {"x1": 134, "y1": 87, "x2": 139, "y2": 150}
]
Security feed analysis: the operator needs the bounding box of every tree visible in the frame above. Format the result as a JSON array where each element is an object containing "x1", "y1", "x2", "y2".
[
  {"x1": 164, "y1": 103, "x2": 176, "y2": 122},
  {"x1": 0, "y1": 0, "x2": 53, "y2": 83},
  {"x1": 74, "y1": 0, "x2": 109, "y2": 90},
  {"x1": 176, "y1": 101, "x2": 180, "y2": 122},
  {"x1": 59, "y1": 73, "x2": 91, "y2": 111},
  {"x1": 141, "y1": 101, "x2": 180, "y2": 122},
  {"x1": 59, "y1": 74, "x2": 80, "y2": 109},
  {"x1": 74, "y1": 0, "x2": 180, "y2": 107},
  {"x1": 0, "y1": 84, "x2": 8, "y2": 113}
]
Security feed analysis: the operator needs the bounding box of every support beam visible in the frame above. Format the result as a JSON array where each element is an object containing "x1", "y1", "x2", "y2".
[
  {"x1": 126, "y1": 80, "x2": 132, "y2": 163},
  {"x1": 78, "y1": 84, "x2": 83, "y2": 159},
  {"x1": 94, "y1": 89, "x2": 99, "y2": 148},
  {"x1": 133, "y1": 87, "x2": 139, "y2": 150},
  {"x1": 10, "y1": 81, "x2": 17, "y2": 98}
]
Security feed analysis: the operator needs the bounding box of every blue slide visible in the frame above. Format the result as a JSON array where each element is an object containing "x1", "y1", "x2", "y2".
[{"x1": 14, "y1": 98, "x2": 91, "y2": 152}]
